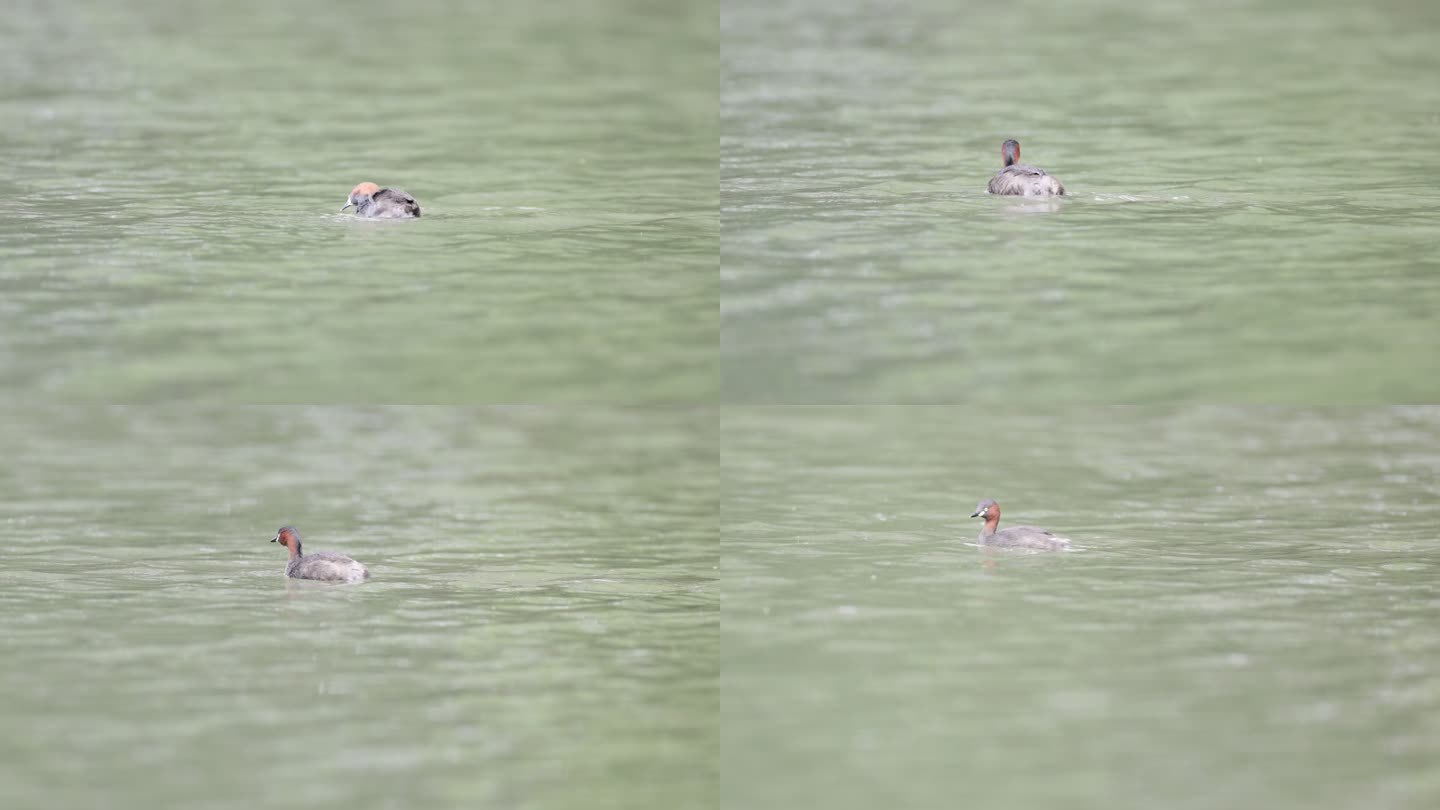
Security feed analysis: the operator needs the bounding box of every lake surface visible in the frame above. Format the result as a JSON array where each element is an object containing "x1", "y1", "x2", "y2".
[
  {"x1": 722, "y1": 406, "x2": 1440, "y2": 809},
  {"x1": 0, "y1": 0, "x2": 716, "y2": 403},
  {"x1": 722, "y1": 0, "x2": 1440, "y2": 402},
  {"x1": 0, "y1": 406, "x2": 716, "y2": 809}
]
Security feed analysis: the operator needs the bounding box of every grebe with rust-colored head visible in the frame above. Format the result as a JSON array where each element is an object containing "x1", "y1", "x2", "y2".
[
  {"x1": 272, "y1": 526, "x2": 370, "y2": 582},
  {"x1": 987, "y1": 140, "x2": 1065, "y2": 197},
  {"x1": 969, "y1": 499, "x2": 1072, "y2": 551}
]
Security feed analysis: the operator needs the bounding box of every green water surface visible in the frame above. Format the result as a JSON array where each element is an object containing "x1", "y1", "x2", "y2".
[
  {"x1": 0, "y1": 406, "x2": 716, "y2": 809},
  {"x1": 1, "y1": 0, "x2": 716, "y2": 402},
  {"x1": 723, "y1": 406, "x2": 1440, "y2": 809},
  {"x1": 722, "y1": 0, "x2": 1440, "y2": 402}
]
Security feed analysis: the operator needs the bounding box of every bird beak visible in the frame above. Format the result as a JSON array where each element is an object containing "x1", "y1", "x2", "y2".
[
  {"x1": 340, "y1": 198, "x2": 354, "y2": 211},
  {"x1": 970, "y1": 509, "x2": 983, "y2": 518},
  {"x1": 271, "y1": 535, "x2": 278, "y2": 543}
]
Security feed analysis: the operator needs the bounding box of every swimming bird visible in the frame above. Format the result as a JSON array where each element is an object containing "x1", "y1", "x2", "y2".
[
  {"x1": 970, "y1": 499, "x2": 1072, "y2": 551},
  {"x1": 987, "y1": 140, "x2": 1065, "y2": 197},
  {"x1": 341, "y1": 182, "x2": 421, "y2": 218},
  {"x1": 271, "y1": 526, "x2": 370, "y2": 582}
]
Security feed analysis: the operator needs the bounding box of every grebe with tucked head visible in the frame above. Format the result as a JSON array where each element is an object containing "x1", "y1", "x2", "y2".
[
  {"x1": 970, "y1": 499, "x2": 1072, "y2": 551},
  {"x1": 987, "y1": 140, "x2": 1065, "y2": 197},
  {"x1": 341, "y1": 182, "x2": 421, "y2": 218}
]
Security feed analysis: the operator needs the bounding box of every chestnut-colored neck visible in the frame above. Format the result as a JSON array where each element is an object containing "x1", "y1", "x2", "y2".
[
  {"x1": 981, "y1": 512, "x2": 1001, "y2": 535},
  {"x1": 287, "y1": 541, "x2": 302, "y2": 559}
]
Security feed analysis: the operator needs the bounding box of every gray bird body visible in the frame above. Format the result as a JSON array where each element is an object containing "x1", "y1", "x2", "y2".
[
  {"x1": 978, "y1": 524, "x2": 1072, "y2": 551},
  {"x1": 988, "y1": 164, "x2": 1065, "y2": 197},
  {"x1": 286, "y1": 550, "x2": 369, "y2": 583},
  {"x1": 354, "y1": 187, "x2": 421, "y2": 218}
]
